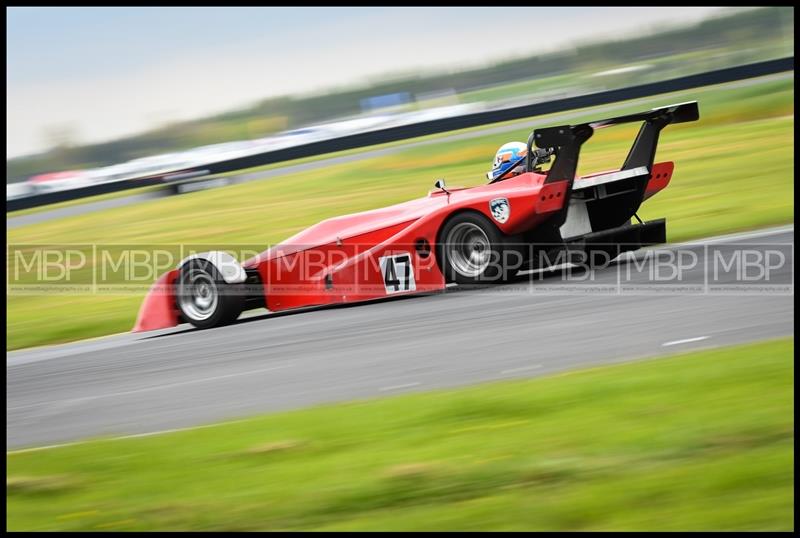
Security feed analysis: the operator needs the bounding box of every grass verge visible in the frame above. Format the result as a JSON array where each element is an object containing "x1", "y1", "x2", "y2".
[{"x1": 6, "y1": 338, "x2": 794, "y2": 531}]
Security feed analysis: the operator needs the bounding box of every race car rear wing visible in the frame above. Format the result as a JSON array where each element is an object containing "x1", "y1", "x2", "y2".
[
  {"x1": 524, "y1": 101, "x2": 699, "y2": 234},
  {"x1": 527, "y1": 101, "x2": 700, "y2": 185}
]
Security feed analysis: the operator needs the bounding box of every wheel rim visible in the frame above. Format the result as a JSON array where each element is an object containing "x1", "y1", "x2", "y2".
[
  {"x1": 178, "y1": 270, "x2": 218, "y2": 321},
  {"x1": 445, "y1": 222, "x2": 492, "y2": 278}
]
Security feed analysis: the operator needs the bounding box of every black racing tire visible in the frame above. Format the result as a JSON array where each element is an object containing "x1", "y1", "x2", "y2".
[
  {"x1": 176, "y1": 259, "x2": 245, "y2": 329},
  {"x1": 436, "y1": 211, "x2": 522, "y2": 285}
]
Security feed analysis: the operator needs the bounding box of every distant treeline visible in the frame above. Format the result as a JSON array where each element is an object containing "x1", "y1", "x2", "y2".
[{"x1": 7, "y1": 7, "x2": 793, "y2": 183}]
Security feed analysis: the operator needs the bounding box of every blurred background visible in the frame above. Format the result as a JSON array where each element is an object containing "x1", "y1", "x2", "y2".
[{"x1": 6, "y1": 6, "x2": 793, "y2": 198}]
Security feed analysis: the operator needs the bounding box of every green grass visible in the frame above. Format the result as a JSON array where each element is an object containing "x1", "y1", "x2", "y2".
[
  {"x1": 6, "y1": 338, "x2": 794, "y2": 531},
  {"x1": 6, "y1": 76, "x2": 794, "y2": 351}
]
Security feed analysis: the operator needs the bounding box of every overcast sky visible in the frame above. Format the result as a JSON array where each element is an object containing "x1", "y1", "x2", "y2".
[{"x1": 7, "y1": 6, "x2": 737, "y2": 158}]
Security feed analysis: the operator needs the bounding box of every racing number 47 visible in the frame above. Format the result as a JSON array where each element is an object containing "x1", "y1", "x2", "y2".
[{"x1": 380, "y1": 253, "x2": 416, "y2": 294}]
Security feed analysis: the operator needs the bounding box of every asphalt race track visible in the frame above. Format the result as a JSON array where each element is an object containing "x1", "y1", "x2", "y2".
[{"x1": 7, "y1": 226, "x2": 794, "y2": 450}]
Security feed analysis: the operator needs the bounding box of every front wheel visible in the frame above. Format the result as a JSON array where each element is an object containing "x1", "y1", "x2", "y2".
[
  {"x1": 437, "y1": 212, "x2": 519, "y2": 285},
  {"x1": 176, "y1": 260, "x2": 245, "y2": 329}
]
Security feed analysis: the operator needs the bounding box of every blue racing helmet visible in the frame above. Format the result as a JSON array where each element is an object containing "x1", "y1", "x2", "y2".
[{"x1": 487, "y1": 141, "x2": 527, "y2": 181}]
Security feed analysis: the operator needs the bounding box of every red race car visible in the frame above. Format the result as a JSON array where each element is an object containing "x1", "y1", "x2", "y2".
[{"x1": 133, "y1": 101, "x2": 699, "y2": 332}]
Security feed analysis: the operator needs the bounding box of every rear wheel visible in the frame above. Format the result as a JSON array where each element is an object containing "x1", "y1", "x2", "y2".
[
  {"x1": 437, "y1": 212, "x2": 520, "y2": 285},
  {"x1": 177, "y1": 260, "x2": 244, "y2": 329}
]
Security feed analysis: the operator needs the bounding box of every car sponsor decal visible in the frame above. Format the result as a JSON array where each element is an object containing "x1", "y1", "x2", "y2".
[
  {"x1": 379, "y1": 253, "x2": 416, "y2": 294},
  {"x1": 490, "y1": 198, "x2": 510, "y2": 224}
]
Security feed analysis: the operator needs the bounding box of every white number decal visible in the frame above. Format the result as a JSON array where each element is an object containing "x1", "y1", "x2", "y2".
[{"x1": 379, "y1": 253, "x2": 416, "y2": 294}]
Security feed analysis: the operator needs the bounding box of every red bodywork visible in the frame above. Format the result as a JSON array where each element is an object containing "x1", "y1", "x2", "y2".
[{"x1": 132, "y1": 162, "x2": 673, "y2": 332}]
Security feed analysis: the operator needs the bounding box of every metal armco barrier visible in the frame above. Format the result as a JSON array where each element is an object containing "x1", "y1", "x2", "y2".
[{"x1": 7, "y1": 56, "x2": 793, "y2": 212}]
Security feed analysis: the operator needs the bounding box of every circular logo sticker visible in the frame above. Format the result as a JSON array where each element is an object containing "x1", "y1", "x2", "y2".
[{"x1": 490, "y1": 198, "x2": 510, "y2": 224}]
